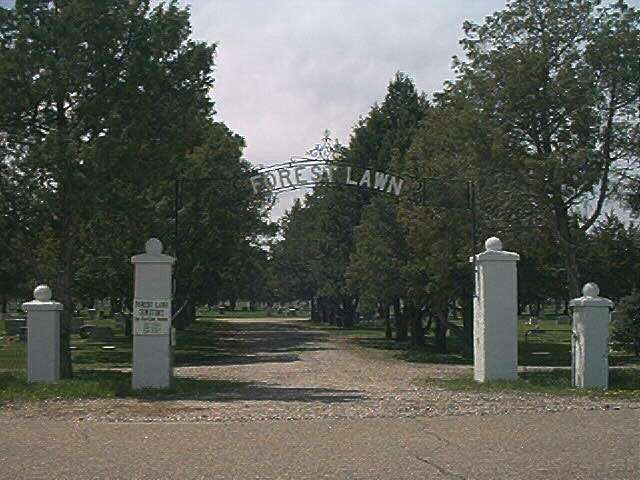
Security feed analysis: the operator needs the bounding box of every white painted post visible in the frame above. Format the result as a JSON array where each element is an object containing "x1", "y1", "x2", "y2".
[
  {"x1": 471, "y1": 237, "x2": 520, "y2": 382},
  {"x1": 22, "y1": 285, "x2": 63, "y2": 383},
  {"x1": 569, "y1": 283, "x2": 612, "y2": 389},
  {"x1": 131, "y1": 238, "x2": 175, "y2": 389}
]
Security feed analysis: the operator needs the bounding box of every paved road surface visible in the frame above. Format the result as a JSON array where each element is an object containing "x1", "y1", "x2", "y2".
[
  {"x1": 1, "y1": 318, "x2": 638, "y2": 479},
  {"x1": 1, "y1": 411, "x2": 638, "y2": 479}
]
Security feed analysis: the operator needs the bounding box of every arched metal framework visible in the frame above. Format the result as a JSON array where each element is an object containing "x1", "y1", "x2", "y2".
[{"x1": 173, "y1": 156, "x2": 477, "y2": 265}]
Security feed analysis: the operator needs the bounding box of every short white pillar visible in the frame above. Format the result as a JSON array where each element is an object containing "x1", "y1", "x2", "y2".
[
  {"x1": 569, "y1": 283, "x2": 612, "y2": 389},
  {"x1": 131, "y1": 238, "x2": 175, "y2": 389},
  {"x1": 22, "y1": 285, "x2": 63, "y2": 383},
  {"x1": 471, "y1": 237, "x2": 520, "y2": 382}
]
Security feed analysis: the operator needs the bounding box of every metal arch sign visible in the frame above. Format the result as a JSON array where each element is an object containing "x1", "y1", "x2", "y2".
[
  {"x1": 172, "y1": 131, "x2": 477, "y2": 262},
  {"x1": 250, "y1": 160, "x2": 405, "y2": 197},
  {"x1": 249, "y1": 158, "x2": 472, "y2": 211}
]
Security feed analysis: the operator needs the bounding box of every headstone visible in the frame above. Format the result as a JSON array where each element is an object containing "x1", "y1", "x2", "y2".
[
  {"x1": 131, "y1": 238, "x2": 175, "y2": 389},
  {"x1": 4, "y1": 318, "x2": 26, "y2": 336},
  {"x1": 79, "y1": 325, "x2": 97, "y2": 338},
  {"x1": 569, "y1": 283, "x2": 612, "y2": 389},
  {"x1": 70, "y1": 315, "x2": 83, "y2": 333},
  {"x1": 470, "y1": 237, "x2": 520, "y2": 382},
  {"x1": 21, "y1": 285, "x2": 63, "y2": 383},
  {"x1": 88, "y1": 326, "x2": 113, "y2": 341}
]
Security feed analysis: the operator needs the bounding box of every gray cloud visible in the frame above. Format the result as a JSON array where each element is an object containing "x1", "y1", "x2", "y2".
[{"x1": 182, "y1": 1, "x2": 504, "y2": 164}]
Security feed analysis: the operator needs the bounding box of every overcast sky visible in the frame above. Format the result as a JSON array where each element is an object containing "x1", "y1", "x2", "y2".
[
  {"x1": 185, "y1": 0, "x2": 504, "y2": 164},
  {"x1": 179, "y1": 0, "x2": 511, "y2": 216}
]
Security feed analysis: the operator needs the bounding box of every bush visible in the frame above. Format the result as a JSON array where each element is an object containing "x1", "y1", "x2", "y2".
[{"x1": 612, "y1": 291, "x2": 640, "y2": 357}]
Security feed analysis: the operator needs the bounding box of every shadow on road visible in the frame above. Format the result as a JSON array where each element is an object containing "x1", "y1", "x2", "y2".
[
  {"x1": 200, "y1": 384, "x2": 365, "y2": 403},
  {"x1": 175, "y1": 319, "x2": 331, "y2": 368}
]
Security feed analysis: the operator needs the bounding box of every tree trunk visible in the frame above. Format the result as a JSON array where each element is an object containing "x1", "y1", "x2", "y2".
[
  {"x1": 124, "y1": 314, "x2": 132, "y2": 338},
  {"x1": 172, "y1": 296, "x2": 191, "y2": 330},
  {"x1": 434, "y1": 296, "x2": 448, "y2": 353},
  {"x1": 424, "y1": 313, "x2": 433, "y2": 334},
  {"x1": 553, "y1": 202, "x2": 581, "y2": 297},
  {"x1": 410, "y1": 305, "x2": 425, "y2": 347},
  {"x1": 310, "y1": 298, "x2": 317, "y2": 322},
  {"x1": 319, "y1": 299, "x2": 328, "y2": 323},
  {"x1": 59, "y1": 233, "x2": 74, "y2": 379},
  {"x1": 383, "y1": 303, "x2": 392, "y2": 339},
  {"x1": 461, "y1": 288, "x2": 473, "y2": 358},
  {"x1": 189, "y1": 302, "x2": 196, "y2": 325},
  {"x1": 393, "y1": 298, "x2": 407, "y2": 341},
  {"x1": 342, "y1": 297, "x2": 356, "y2": 328},
  {"x1": 55, "y1": 100, "x2": 73, "y2": 379}
]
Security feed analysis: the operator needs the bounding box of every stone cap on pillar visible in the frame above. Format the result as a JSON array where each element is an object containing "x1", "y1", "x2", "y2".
[
  {"x1": 22, "y1": 285, "x2": 64, "y2": 312},
  {"x1": 470, "y1": 237, "x2": 520, "y2": 263},
  {"x1": 131, "y1": 238, "x2": 176, "y2": 265},
  {"x1": 569, "y1": 283, "x2": 614, "y2": 309}
]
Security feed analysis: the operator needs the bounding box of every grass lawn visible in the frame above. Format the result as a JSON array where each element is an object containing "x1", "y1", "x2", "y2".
[
  {"x1": 423, "y1": 369, "x2": 640, "y2": 401},
  {"x1": 0, "y1": 316, "x2": 241, "y2": 401},
  {"x1": 0, "y1": 316, "x2": 248, "y2": 372},
  {"x1": 0, "y1": 370, "x2": 245, "y2": 402},
  {"x1": 197, "y1": 308, "x2": 310, "y2": 319},
  {"x1": 304, "y1": 317, "x2": 640, "y2": 367}
]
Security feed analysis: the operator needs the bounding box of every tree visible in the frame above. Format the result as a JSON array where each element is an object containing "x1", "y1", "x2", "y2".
[
  {"x1": 0, "y1": 0, "x2": 217, "y2": 376},
  {"x1": 399, "y1": 79, "x2": 488, "y2": 354},
  {"x1": 457, "y1": 0, "x2": 640, "y2": 296},
  {"x1": 0, "y1": 162, "x2": 39, "y2": 314},
  {"x1": 171, "y1": 122, "x2": 271, "y2": 327},
  {"x1": 341, "y1": 72, "x2": 427, "y2": 334},
  {"x1": 613, "y1": 290, "x2": 640, "y2": 356},
  {"x1": 347, "y1": 198, "x2": 407, "y2": 339},
  {"x1": 581, "y1": 214, "x2": 640, "y2": 301},
  {"x1": 271, "y1": 198, "x2": 321, "y2": 313}
]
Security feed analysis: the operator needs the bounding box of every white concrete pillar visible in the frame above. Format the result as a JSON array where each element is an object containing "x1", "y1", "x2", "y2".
[
  {"x1": 471, "y1": 237, "x2": 520, "y2": 382},
  {"x1": 131, "y1": 238, "x2": 175, "y2": 389},
  {"x1": 569, "y1": 283, "x2": 612, "y2": 389},
  {"x1": 22, "y1": 285, "x2": 63, "y2": 383}
]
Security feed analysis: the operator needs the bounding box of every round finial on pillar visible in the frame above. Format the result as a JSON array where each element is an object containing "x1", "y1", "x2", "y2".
[
  {"x1": 34, "y1": 284, "x2": 52, "y2": 302},
  {"x1": 582, "y1": 282, "x2": 600, "y2": 298},
  {"x1": 145, "y1": 238, "x2": 163, "y2": 255},
  {"x1": 485, "y1": 237, "x2": 503, "y2": 251}
]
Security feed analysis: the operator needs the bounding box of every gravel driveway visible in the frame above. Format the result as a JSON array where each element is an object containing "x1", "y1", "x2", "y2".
[{"x1": 1, "y1": 317, "x2": 638, "y2": 423}]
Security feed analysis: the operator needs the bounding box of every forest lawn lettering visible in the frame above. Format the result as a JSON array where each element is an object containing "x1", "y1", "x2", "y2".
[{"x1": 250, "y1": 165, "x2": 404, "y2": 196}]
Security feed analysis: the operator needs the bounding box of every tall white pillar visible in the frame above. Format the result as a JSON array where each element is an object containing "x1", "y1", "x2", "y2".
[
  {"x1": 471, "y1": 237, "x2": 520, "y2": 382},
  {"x1": 22, "y1": 285, "x2": 63, "y2": 383},
  {"x1": 131, "y1": 238, "x2": 175, "y2": 389},
  {"x1": 570, "y1": 283, "x2": 612, "y2": 389}
]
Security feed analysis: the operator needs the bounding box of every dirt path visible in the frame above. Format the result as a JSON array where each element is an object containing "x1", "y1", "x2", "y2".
[{"x1": 1, "y1": 318, "x2": 638, "y2": 422}]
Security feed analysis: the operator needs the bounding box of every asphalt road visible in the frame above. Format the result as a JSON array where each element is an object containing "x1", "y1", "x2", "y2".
[{"x1": 1, "y1": 409, "x2": 638, "y2": 480}]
